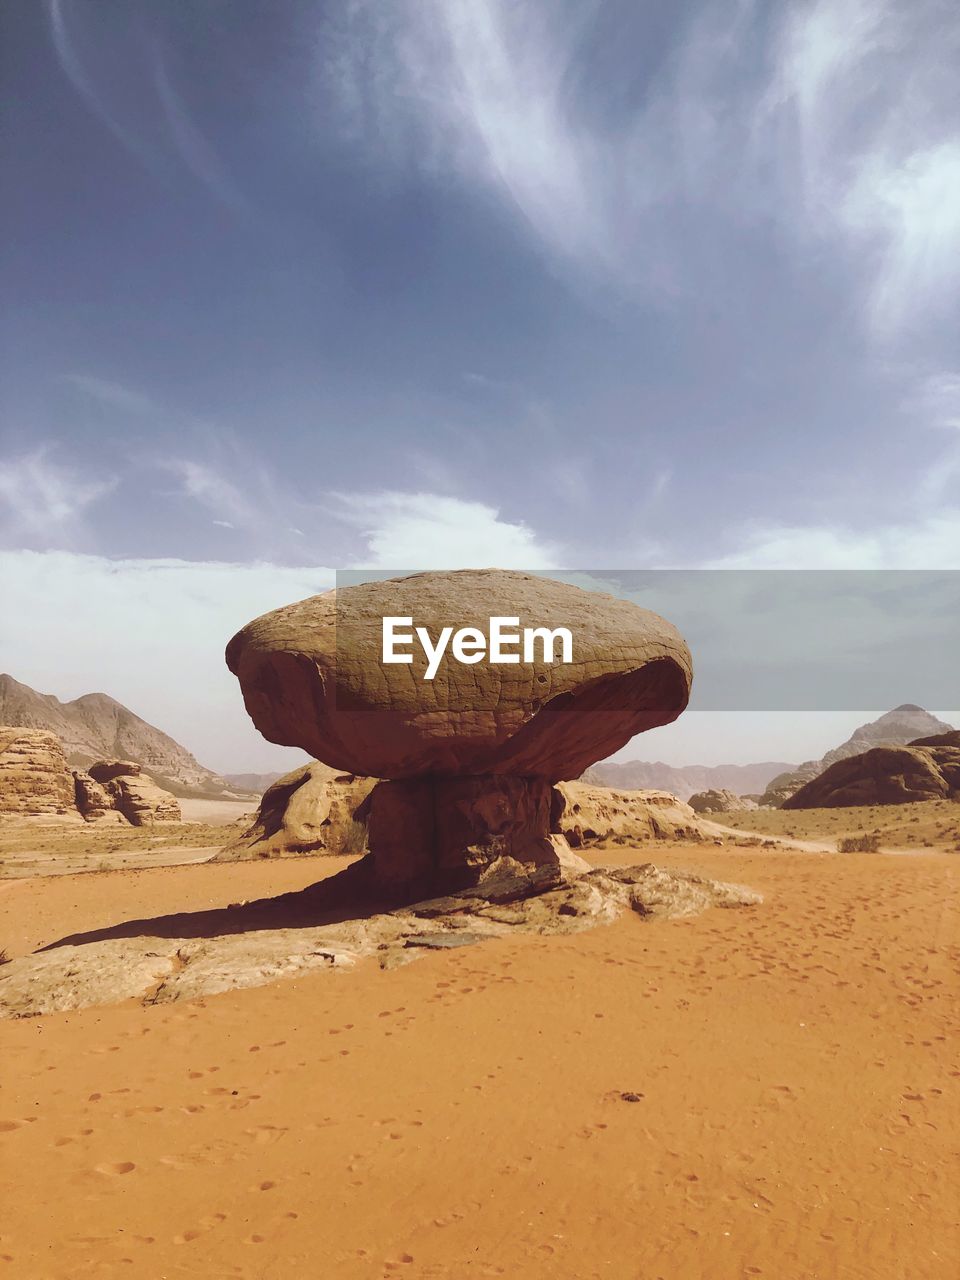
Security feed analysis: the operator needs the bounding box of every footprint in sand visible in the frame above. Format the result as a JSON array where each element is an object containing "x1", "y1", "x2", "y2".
[
  {"x1": 173, "y1": 1230, "x2": 203, "y2": 1245},
  {"x1": 96, "y1": 1161, "x2": 136, "y2": 1176}
]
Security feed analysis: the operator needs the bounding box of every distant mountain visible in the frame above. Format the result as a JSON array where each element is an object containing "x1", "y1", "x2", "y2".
[
  {"x1": 221, "y1": 771, "x2": 286, "y2": 794},
  {"x1": 0, "y1": 673, "x2": 234, "y2": 797},
  {"x1": 761, "y1": 705, "x2": 955, "y2": 806},
  {"x1": 584, "y1": 760, "x2": 794, "y2": 802}
]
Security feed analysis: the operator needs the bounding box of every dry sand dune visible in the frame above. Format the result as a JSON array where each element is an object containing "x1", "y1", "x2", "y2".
[{"x1": 1, "y1": 842, "x2": 957, "y2": 1279}]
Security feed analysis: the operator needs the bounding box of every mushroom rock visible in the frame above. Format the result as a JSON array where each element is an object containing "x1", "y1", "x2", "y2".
[{"x1": 227, "y1": 570, "x2": 692, "y2": 894}]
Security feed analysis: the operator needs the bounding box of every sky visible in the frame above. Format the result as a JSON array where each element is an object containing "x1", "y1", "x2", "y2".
[{"x1": 1, "y1": 0, "x2": 958, "y2": 773}]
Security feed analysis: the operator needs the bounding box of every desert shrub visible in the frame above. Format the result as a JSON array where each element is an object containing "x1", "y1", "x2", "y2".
[
  {"x1": 0, "y1": 949, "x2": 10, "y2": 966},
  {"x1": 838, "y1": 833, "x2": 881, "y2": 853},
  {"x1": 338, "y1": 819, "x2": 369, "y2": 855}
]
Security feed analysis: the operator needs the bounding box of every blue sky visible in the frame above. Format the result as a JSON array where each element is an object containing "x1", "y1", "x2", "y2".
[{"x1": 1, "y1": 0, "x2": 958, "y2": 771}]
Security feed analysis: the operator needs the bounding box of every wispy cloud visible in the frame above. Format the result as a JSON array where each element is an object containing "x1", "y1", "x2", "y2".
[
  {"x1": 46, "y1": 0, "x2": 158, "y2": 173},
  {"x1": 0, "y1": 448, "x2": 116, "y2": 548},
  {"x1": 62, "y1": 374, "x2": 160, "y2": 416},
  {"x1": 708, "y1": 511, "x2": 960, "y2": 569},
  {"x1": 161, "y1": 459, "x2": 258, "y2": 529},
  {"x1": 154, "y1": 55, "x2": 250, "y2": 217},
  {"x1": 332, "y1": 491, "x2": 560, "y2": 569},
  {"x1": 46, "y1": 0, "x2": 249, "y2": 216},
  {"x1": 325, "y1": 0, "x2": 960, "y2": 335},
  {"x1": 912, "y1": 371, "x2": 960, "y2": 503}
]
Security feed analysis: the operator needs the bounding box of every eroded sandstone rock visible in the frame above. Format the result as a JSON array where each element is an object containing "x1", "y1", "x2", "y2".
[
  {"x1": 0, "y1": 727, "x2": 76, "y2": 818},
  {"x1": 688, "y1": 788, "x2": 756, "y2": 814},
  {"x1": 783, "y1": 735, "x2": 960, "y2": 808},
  {"x1": 226, "y1": 570, "x2": 691, "y2": 781},
  {"x1": 72, "y1": 770, "x2": 120, "y2": 823},
  {"x1": 88, "y1": 760, "x2": 181, "y2": 824},
  {"x1": 213, "y1": 762, "x2": 374, "y2": 860},
  {"x1": 557, "y1": 782, "x2": 711, "y2": 846},
  {"x1": 209, "y1": 768, "x2": 721, "y2": 889},
  {"x1": 226, "y1": 571, "x2": 693, "y2": 891}
]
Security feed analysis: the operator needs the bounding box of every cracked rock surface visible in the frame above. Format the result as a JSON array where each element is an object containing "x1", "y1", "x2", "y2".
[{"x1": 225, "y1": 569, "x2": 692, "y2": 781}]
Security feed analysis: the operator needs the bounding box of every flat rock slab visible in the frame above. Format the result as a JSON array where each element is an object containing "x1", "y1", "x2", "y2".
[{"x1": 0, "y1": 863, "x2": 762, "y2": 1019}]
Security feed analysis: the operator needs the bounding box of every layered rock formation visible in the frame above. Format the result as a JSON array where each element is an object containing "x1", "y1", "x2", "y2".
[
  {"x1": 0, "y1": 728, "x2": 77, "y2": 818},
  {"x1": 557, "y1": 783, "x2": 709, "y2": 846},
  {"x1": 783, "y1": 731, "x2": 960, "y2": 808},
  {"x1": 0, "y1": 729, "x2": 181, "y2": 825},
  {"x1": 72, "y1": 770, "x2": 118, "y2": 823},
  {"x1": 688, "y1": 788, "x2": 756, "y2": 814},
  {"x1": 227, "y1": 570, "x2": 693, "y2": 893}
]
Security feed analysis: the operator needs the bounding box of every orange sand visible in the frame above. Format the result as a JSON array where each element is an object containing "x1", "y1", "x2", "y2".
[{"x1": 1, "y1": 846, "x2": 957, "y2": 1279}]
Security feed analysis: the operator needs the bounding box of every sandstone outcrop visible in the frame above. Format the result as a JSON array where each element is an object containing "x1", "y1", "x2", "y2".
[
  {"x1": 783, "y1": 733, "x2": 960, "y2": 808},
  {"x1": 760, "y1": 706, "x2": 955, "y2": 806},
  {"x1": 71, "y1": 770, "x2": 119, "y2": 823},
  {"x1": 88, "y1": 761, "x2": 181, "y2": 825},
  {"x1": 211, "y1": 770, "x2": 716, "y2": 866},
  {"x1": 688, "y1": 788, "x2": 755, "y2": 814},
  {"x1": 557, "y1": 783, "x2": 709, "y2": 846},
  {"x1": 1, "y1": 731, "x2": 183, "y2": 826},
  {"x1": 0, "y1": 728, "x2": 76, "y2": 818},
  {"x1": 213, "y1": 762, "x2": 374, "y2": 860},
  {"x1": 227, "y1": 570, "x2": 693, "y2": 893}
]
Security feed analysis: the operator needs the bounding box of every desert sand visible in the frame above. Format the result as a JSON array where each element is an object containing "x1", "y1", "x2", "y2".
[
  {"x1": 1, "y1": 832, "x2": 957, "y2": 1279},
  {"x1": 712, "y1": 798, "x2": 960, "y2": 852}
]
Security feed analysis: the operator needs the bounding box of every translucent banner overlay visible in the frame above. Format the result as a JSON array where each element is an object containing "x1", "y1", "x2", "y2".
[{"x1": 334, "y1": 570, "x2": 960, "y2": 712}]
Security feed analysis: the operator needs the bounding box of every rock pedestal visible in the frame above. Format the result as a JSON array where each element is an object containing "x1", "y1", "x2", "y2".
[{"x1": 359, "y1": 775, "x2": 586, "y2": 893}]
